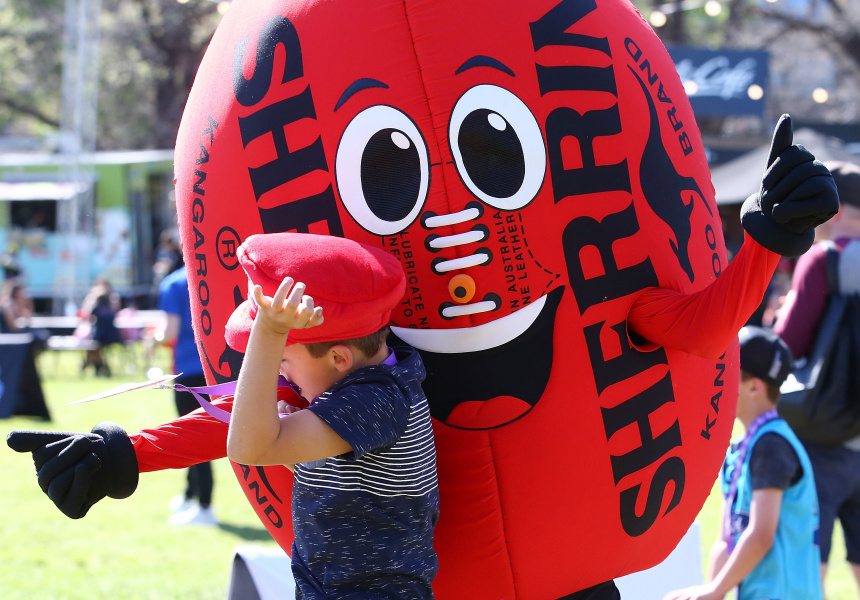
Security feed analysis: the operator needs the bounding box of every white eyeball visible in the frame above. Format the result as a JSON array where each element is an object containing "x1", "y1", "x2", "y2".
[
  {"x1": 449, "y1": 85, "x2": 546, "y2": 210},
  {"x1": 335, "y1": 105, "x2": 430, "y2": 235}
]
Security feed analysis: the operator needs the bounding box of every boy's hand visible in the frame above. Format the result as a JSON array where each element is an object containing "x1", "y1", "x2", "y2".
[
  {"x1": 278, "y1": 400, "x2": 301, "y2": 415},
  {"x1": 253, "y1": 276, "x2": 324, "y2": 335}
]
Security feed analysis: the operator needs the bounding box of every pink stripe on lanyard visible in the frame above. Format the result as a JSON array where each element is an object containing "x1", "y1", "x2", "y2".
[
  {"x1": 175, "y1": 349, "x2": 398, "y2": 424},
  {"x1": 723, "y1": 408, "x2": 778, "y2": 553}
]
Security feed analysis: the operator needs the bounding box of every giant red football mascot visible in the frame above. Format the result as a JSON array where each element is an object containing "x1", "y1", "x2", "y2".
[{"x1": 8, "y1": 0, "x2": 838, "y2": 598}]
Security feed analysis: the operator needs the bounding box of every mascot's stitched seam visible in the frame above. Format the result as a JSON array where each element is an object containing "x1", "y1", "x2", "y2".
[
  {"x1": 524, "y1": 241, "x2": 562, "y2": 293},
  {"x1": 398, "y1": 0, "x2": 435, "y2": 146},
  {"x1": 399, "y1": 0, "x2": 484, "y2": 331},
  {"x1": 487, "y1": 434, "x2": 518, "y2": 594}
]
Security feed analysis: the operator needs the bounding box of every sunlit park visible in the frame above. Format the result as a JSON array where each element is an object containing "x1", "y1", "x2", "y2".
[{"x1": 3, "y1": 0, "x2": 860, "y2": 599}]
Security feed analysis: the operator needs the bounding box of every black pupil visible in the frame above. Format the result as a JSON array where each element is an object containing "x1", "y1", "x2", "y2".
[
  {"x1": 459, "y1": 109, "x2": 525, "y2": 198},
  {"x1": 454, "y1": 287, "x2": 467, "y2": 298},
  {"x1": 360, "y1": 129, "x2": 421, "y2": 222}
]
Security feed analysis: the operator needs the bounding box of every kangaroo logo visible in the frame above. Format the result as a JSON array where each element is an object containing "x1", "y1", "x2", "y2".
[{"x1": 630, "y1": 66, "x2": 701, "y2": 283}]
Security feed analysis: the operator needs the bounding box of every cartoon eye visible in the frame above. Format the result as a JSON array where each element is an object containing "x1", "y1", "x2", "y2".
[
  {"x1": 336, "y1": 105, "x2": 430, "y2": 235},
  {"x1": 449, "y1": 85, "x2": 546, "y2": 210}
]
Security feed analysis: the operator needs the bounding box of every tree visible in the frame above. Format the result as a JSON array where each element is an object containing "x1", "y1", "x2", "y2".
[
  {"x1": 98, "y1": 0, "x2": 222, "y2": 149},
  {"x1": 754, "y1": 0, "x2": 860, "y2": 72},
  {"x1": 753, "y1": 0, "x2": 860, "y2": 122},
  {"x1": 636, "y1": 0, "x2": 860, "y2": 125},
  {"x1": 0, "y1": 0, "x2": 222, "y2": 150},
  {"x1": 0, "y1": 1, "x2": 65, "y2": 135}
]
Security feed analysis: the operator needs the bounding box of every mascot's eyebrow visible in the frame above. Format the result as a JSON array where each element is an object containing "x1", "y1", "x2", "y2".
[
  {"x1": 334, "y1": 78, "x2": 390, "y2": 111},
  {"x1": 455, "y1": 56, "x2": 516, "y2": 77}
]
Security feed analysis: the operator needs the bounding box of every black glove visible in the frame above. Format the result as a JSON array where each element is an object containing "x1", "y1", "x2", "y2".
[
  {"x1": 7, "y1": 422, "x2": 139, "y2": 519},
  {"x1": 741, "y1": 114, "x2": 839, "y2": 256}
]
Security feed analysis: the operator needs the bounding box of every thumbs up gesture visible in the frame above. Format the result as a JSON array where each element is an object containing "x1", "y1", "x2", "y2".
[{"x1": 741, "y1": 114, "x2": 839, "y2": 256}]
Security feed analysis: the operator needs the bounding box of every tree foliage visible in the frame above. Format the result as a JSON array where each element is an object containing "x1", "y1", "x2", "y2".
[
  {"x1": 7, "y1": 0, "x2": 860, "y2": 149},
  {"x1": 635, "y1": 0, "x2": 860, "y2": 124},
  {"x1": 0, "y1": 1, "x2": 65, "y2": 135},
  {"x1": 1, "y1": 0, "x2": 222, "y2": 150}
]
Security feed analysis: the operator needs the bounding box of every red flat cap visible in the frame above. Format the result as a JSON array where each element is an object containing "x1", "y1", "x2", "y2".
[{"x1": 225, "y1": 233, "x2": 406, "y2": 351}]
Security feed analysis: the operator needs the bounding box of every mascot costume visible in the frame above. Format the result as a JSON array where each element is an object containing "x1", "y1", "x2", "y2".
[{"x1": 8, "y1": 0, "x2": 838, "y2": 598}]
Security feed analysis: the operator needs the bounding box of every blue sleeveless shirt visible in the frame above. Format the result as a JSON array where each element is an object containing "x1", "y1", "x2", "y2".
[{"x1": 722, "y1": 418, "x2": 822, "y2": 600}]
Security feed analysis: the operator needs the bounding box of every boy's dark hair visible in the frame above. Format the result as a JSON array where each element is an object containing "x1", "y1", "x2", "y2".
[
  {"x1": 305, "y1": 326, "x2": 390, "y2": 359},
  {"x1": 741, "y1": 370, "x2": 781, "y2": 405}
]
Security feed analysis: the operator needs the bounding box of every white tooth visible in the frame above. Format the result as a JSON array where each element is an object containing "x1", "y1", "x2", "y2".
[
  {"x1": 434, "y1": 254, "x2": 490, "y2": 273},
  {"x1": 441, "y1": 300, "x2": 498, "y2": 318},
  {"x1": 429, "y1": 230, "x2": 485, "y2": 249},
  {"x1": 424, "y1": 207, "x2": 481, "y2": 228},
  {"x1": 391, "y1": 294, "x2": 547, "y2": 354}
]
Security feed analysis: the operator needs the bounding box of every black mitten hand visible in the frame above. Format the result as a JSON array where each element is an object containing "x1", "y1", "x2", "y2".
[
  {"x1": 741, "y1": 114, "x2": 839, "y2": 256},
  {"x1": 7, "y1": 422, "x2": 139, "y2": 519}
]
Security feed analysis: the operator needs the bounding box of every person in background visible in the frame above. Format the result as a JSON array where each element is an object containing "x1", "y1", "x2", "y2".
[
  {"x1": 0, "y1": 282, "x2": 33, "y2": 334},
  {"x1": 87, "y1": 292, "x2": 120, "y2": 376},
  {"x1": 773, "y1": 160, "x2": 860, "y2": 595},
  {"x1": 79, "y1": 278, "x2": 121, "y2": 377},
  {"x1": 0, "y1": 281, "x2": 49, "y2": 353},
  {"x1": 664, "y1": 326, "x2": 821, "y2": 600},
  {"x1": 157, "y1": 262, "x2": 217, "y2": 527},
  {"x1": 79, "y1": 276, "x2": 121, "y2": 316},
  {"x1": 0, "y1": 279, "x2": 50, "y2": 420},
  {"x1": 151, "y1": 229, "x2": 182, "y2": 305},
  {"x1": 1, "y1": 249, "x2": 22, "y2": 283}
]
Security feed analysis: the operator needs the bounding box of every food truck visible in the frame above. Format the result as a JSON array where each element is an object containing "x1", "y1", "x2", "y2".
[{"x1": 0, "y1": 149, "x2": 175, "y2": 311}]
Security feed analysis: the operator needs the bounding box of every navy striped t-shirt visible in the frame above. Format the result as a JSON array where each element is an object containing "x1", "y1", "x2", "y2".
[{"x1": 291, "y1": 345, "x2": 439, "y2": 599}]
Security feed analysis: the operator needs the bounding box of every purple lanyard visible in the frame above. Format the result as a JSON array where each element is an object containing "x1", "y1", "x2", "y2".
[
  {"x1": 171, "y1": 376, "x2": 298, "y2": 424},
  {"x1": 175, "y1": 349, "x2": 398, "y2": 424},
  {"x1": 723, "y1": 408, "x2": 778, "y2": 552}
]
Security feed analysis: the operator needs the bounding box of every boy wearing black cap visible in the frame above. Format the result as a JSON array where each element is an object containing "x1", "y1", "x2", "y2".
[
  {"x1": 665, "y1": 326, "x2": 821, "y2": 600},
  {"x1": 226, "y1": 232, "x2": 439, "y2": 600}
]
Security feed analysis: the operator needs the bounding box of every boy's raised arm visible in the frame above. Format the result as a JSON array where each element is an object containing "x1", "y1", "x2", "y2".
[{"x1": 227, "y1": 277, "x2": 340, "y2": 466}]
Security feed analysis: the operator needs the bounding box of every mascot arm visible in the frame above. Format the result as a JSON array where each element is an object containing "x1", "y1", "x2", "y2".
[
  {"x1": 5, "y1": 396, "x2": 233, "y2": 518},
  {"x1": 130, "y1": 397, "x2": 233, "y2": 472},
  {"x1": 628, "y1": 114, "x2": 839, "y2": 358},
  {"x1": 628, "y1": 236, "x2": 780, "y2": 359}
]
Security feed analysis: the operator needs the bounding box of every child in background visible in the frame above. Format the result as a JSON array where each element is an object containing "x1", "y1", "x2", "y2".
[
  {"x1": 225, "y1": 232, "x2": 439, "y2": 600},
  {"x1": 665, "y1": 326, "x2": 822, "y2": 600}
]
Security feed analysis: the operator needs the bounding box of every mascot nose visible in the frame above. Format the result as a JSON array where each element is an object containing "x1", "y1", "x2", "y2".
[{"x1": 448, "y1": 274, "x2": 476, "y2": 303}]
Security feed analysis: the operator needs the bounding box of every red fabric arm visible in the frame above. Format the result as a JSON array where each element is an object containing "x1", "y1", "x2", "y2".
[
  {"x1": 129, "y1": 397, "x2": 233, "y2": 472},
  {"x1": 628, "y1": 236, "x2": 781, "y2": 359}
]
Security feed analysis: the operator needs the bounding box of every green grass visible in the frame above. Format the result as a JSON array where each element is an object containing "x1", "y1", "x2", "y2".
[
  {"x1": 1, "y1": 347, "x2": 279, "y2": 600},
  {"x1": 2, "y1": 348, "x2": 857, "y2": 598}
]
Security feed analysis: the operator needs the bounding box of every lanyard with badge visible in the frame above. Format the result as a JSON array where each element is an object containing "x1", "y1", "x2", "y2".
[{"x1": 723, "y1": 408, "x2": 779, "y2": 553}]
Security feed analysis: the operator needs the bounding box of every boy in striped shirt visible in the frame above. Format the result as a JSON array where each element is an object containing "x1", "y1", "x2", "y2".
[{"x1": 226, "y1": 232, "x2": 439, "y2": 600}]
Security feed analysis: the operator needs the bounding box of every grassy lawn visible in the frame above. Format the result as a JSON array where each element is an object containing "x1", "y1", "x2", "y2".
[
  {"x1": 1, "y1": 346, "x2": 857, "y2": 599},
  {"x1": 1, "y1": 347, "x2": 279, "y2": 600}
]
